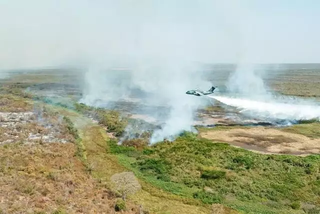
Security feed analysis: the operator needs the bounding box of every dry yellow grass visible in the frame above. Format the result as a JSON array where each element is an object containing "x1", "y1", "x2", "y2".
[
  {"x1": 0, "y1": 143, "x2": 139, "y2": 214},
  {"x1": 0, "y1": 94, "x2": 32, "y2": 112}
]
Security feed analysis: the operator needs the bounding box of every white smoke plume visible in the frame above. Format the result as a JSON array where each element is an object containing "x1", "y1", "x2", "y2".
[
  {"x1": 226, "y1": 63, "x2": 269, "y2": 97},
  {"x1": 81, "y1": 61, "x2": 210, "y2": 144}
]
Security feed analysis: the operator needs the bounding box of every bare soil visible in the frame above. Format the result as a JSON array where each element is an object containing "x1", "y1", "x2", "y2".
[{"x1": 200, "y1": 127, "x2": 320, "y2": 155}]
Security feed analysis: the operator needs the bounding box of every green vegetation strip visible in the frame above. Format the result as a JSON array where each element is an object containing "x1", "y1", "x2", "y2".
[{"x1": 109, "y1": 132, "x2": 320, "y2": 214}]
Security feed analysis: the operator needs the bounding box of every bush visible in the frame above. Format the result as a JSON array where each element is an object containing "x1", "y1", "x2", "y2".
[
  {"x1": 108, "y1": 139, "x2": 137, "y2": 156},
  {"x1": 111, "y1": 172, "x2": 141, "y2": 201},
  {"x1": 290, "y1": 201, "x2": 300, "y2": 210},
  {"x1": 122, "y1": 138, "x2": 148, "y2": 150},
  {"x1": 201, "y1": 169, "x2": 226, "y2": 180},
  {"x1": 297, "y1": 119, "x2": 319, "y2": 124},
  {"x1": 115, "y1": 199, "x2": 126, "y2": 211},
  {"x1": 74, "y1": 103, "x2": 93, "y2": 114},
  {"x1": 142, "y1": 148, "x2": 154, "y2": 155},
  {"x1": 136, "y1": 158, "x2": 171, "y2": 181},
  {"x1": 99, "y1": 111, "x2": 127, "y2": 137},
  {"x1": 193, "y1": 191, "x2": 223, "y2": 204},
  {"x1": 179, "y1": 131, "x2": 198, "y2": 139},
  {"x1": 233, "y1": 156, "x2": 254, "y2": 169}
]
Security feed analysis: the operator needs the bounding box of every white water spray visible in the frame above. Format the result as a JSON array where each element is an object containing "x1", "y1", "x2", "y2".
[{"x1": 209, "y1": 95, "x2": 320, "y2": 121}]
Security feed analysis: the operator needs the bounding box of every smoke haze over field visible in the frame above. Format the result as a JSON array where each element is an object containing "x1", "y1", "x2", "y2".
[
  {"x1": 81, "y1": 62, "x2": 211, "y2": 143},
  {"x1": 226, "y1": 63, "x2": 269, "y2": 97},
  {"x1": 1, "y1": 1, "x2": 320, "y2": 142}
]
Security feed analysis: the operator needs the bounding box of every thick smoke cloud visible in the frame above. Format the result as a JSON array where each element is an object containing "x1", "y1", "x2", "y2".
[
  {"x1": 78, "y1": 2, "x2": 236, "y2": 143},
  {"x1": 81, "y1": 61, "x2": 210, "y2": 143}
]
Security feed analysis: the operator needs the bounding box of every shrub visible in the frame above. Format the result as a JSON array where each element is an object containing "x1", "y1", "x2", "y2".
[
  {"x1": 290, "y1": 201, "x2": 300, "y2": 210},
  {"x1": 99, "y1": 111, "x2": 127, "y2": 137},
  {"x1": 201, "y1": 169, "x2": 226, "y2": 180},
  {"x1": 115, "y1": 199, "x2": 126, "y2": 211},
  {"x1": 74, "y1": 103, "x2": 93, "y2": 114},
  {"x1": 179, "y1": 131, "x2": 198, "y2": 139},
  {"x1": 297, "y1": 119, "x2": 319, "y2": 124},
  {"x1": 193, "y1": 191, "x2": 223, "y2": 204},
  {"x1": 233, "y1": 156, "x2": 254, "y2": 169},
  {"x1": 136, "y1": 158, "x2": 171, "y2": 181},
  {"x1": 108, "y1": 139, "x2": 137, "y2": 156},
  {"x1": 122, "y1": 138, "x2": 148, "y2": 150},
  {"x1": 111, "y1": 172, "x2": 141, "y2": 200},
  {"x1": 143, "y1": 148, "x2": 154, "y2": 155}
]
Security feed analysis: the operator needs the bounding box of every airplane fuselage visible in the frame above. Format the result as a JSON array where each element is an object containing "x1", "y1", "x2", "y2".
[
  {"x1": 186, "y1": 86, "x2": 216, "y2": 97},
  {"x1": 186, "y1": 90, "x2": 206, "y2": 96}
]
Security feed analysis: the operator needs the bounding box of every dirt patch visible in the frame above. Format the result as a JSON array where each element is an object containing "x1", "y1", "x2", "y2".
[
  {"x1": 0, "y1": 94, "x2": 75, "y2": 145},
  {"x1": 0, "y1": 110, "x2": 73, "y2": 145},
  {"x1": 200, "y1": 127, "x2": 320, "y2": 155}
]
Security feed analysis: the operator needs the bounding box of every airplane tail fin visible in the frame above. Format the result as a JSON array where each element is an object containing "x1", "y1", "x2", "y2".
[{"x1": 208, "y1": 86, "x2": 216, "y2": 93}]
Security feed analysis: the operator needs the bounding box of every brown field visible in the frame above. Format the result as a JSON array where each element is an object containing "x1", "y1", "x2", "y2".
[
  {"x1": 200, "y1": 127, "x2": 320, "y2": 155},
  {"x1": 0, "y1": 143, "x2": 133, "y2": 214}
]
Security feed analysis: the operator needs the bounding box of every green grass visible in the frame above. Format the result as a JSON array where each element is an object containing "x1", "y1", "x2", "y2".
[
  {"x1": 108, "y1": 132, "x2": 320, "y2": 214},
  {"x1": 201, "y1": 169, "x2": 226, "y2": 180},
  {"x1": 281, "y1": 123, "x2": 320, "y2": 139}
]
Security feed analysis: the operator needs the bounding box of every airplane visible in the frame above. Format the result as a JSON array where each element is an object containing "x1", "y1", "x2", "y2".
[{"x1": 186, "y1": 86, "x2": 216, "y2": 96}]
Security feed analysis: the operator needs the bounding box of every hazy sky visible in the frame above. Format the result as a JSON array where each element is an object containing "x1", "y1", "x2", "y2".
[{"x1": 0, "y1": 0, "x2": 319, "y2": 69}]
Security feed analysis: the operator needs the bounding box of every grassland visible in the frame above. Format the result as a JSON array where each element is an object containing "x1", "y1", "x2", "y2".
[
  {"x1": 0, "y1": 87, "x2": 215, "y2": 213},
  {"x1": 109, "y1": 132, "x2": 320, "y2": 214},
  {"x1": 281, "y1": 122, "x2": 320, "y2": 139},
  {"x1": 0, "y1": 142, "x2": 132, "y2": 214},
  {"x1": 0, "y1": 66, "x2": 320, "y2": 214},
  {"x1": 0, "y1": 84, "x2": 139, "y2": 213},
  {"x1": 269, "y1": 69, "x2": 320, "y2": 100},
  {"x1": 57, "y1": 105, "x2": 215, "y2": 214}
]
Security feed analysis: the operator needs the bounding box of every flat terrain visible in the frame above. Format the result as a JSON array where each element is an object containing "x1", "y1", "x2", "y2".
[
  {"x1": 200, "y1": 126, "x2": 320, "y2": 155},
  {"x1": 0, "y1": 64, "x2": 319, "y2": 214}
]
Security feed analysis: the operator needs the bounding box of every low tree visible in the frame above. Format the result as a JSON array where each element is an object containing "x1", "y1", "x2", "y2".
[{"x1": 111, "y1": 171, "x2": 141, "y2": 201}]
